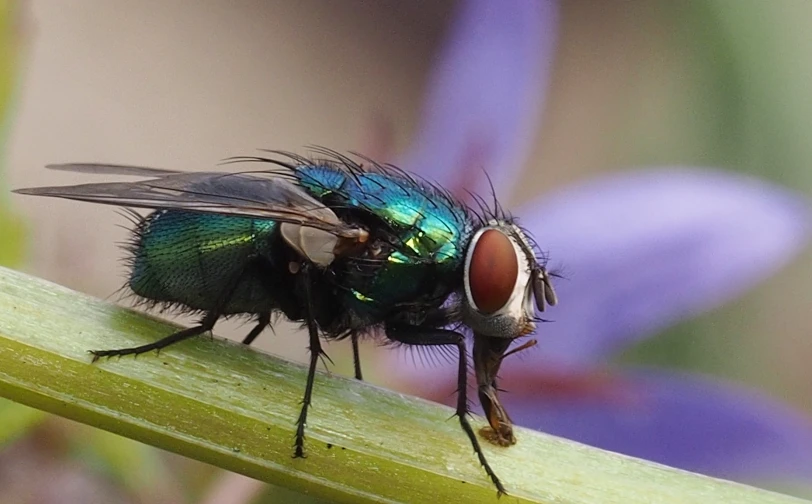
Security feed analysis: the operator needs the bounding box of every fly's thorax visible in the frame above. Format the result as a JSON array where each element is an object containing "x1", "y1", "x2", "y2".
[{"x1": 461, "y1": 220, "x2": 557, "y2": 339}]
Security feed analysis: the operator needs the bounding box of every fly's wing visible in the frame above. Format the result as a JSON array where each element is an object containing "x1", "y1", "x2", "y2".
[
  {"x1": 45, "y1": 163, "x2": 182, "y2": 177},
  {"x1": 15, "y1": 164, "x2": 362, "y2": 239}
]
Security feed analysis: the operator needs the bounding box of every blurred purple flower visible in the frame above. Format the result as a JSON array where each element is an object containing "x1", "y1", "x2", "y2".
[{"x1": 379, "y1": 0, "x2": 812, "y2": 485}]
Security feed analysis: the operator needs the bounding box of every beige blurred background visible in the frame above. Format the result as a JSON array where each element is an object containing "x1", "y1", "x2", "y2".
[{"x1": 7, "y1": 0, "x2": 812, "y2": 411}]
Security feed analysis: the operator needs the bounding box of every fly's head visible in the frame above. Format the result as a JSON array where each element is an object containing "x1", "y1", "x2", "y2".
[
  {"x1": 461, "y1": 220, "x2": 557, "y2": 445},
  {"x1": 462, "y1": 220, "x2": 557, "y2": 339}
]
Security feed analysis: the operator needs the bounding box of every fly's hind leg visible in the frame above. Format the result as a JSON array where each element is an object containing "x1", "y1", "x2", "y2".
[
  {"x1": 385, "y1": 324, "x2": 507, "y2": 496},
  {"x1": 92, "y1": 259, "x2": 256, "y2": 362},
  {"x1": 90, "y1": 311, "x2": 218, "y2": 361}
]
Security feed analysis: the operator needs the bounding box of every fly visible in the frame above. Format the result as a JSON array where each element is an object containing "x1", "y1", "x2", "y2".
[{"x1": 14, "y1": 149, "x2": 557, "y2": 495}]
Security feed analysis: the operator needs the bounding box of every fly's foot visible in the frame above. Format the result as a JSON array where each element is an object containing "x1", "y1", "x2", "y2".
[
  {"x1": 88, "y1": 348, "x2": 136, "y2": 362},
  {"x1": 293, "y1": 440, "x2": 307, "y2": 459},
  {"x1": 479, "y1": 425, "x2": 517, "y2": 447}
]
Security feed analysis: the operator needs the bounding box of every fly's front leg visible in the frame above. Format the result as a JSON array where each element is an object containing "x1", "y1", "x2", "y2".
[
  {"x1": 472, "y1": 335, "x2": 516, "y2": 446},
  {"x1": 385, "y1": 324, "x2": 507, "y2": 496}
]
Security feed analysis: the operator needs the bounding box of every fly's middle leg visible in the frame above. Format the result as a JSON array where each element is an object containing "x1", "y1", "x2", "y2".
[
  {"x1": 241, "y1": 312, "x2": 272, "y2": 345},
  {"x1": 351, "y1": 332, "x2": 363, "y2": 380},
  {"x1": 293, "y1": 262, "x2": 325, "y2": 458}
]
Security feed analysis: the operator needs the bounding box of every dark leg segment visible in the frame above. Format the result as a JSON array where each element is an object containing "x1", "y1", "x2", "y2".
[
  {"x1": 294, "y1": 264, "x2": 323, "y2": 458},
  {"x1": 351, "y1": 332, "x2": 363, "y2": 381},
  {"x1": 241, "y1": 312, "x2": 272, "y2": 345},
  {"x1": 385, "y1": 325, "x2": 507, "y2": 495},
  {"x1": 90, "y1": 311, "x2": 218, "y2": 361},
  {"x1": 91, "y1": 258, "x2": 257, "y2": 361}
]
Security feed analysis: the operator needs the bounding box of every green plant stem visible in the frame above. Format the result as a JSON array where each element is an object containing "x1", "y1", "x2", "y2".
[{"x1": 0, "y1": 266, "x2": 807, "y2": 504}]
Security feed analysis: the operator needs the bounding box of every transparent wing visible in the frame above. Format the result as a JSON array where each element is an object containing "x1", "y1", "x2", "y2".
[
  {"x1": 15, "y1": 164, "x2": 361, "y2": 238},
  {"x1": 44, "y1": 163, "x2": 182, "y2": 177}
]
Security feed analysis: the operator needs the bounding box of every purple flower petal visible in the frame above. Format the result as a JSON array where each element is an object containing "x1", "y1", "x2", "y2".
[
  {"x1": 522, "y1": 167, "x2": 810, "y2": 366},
  {"x1": 503, "y1": 368, "x2": 812, "y2": 484},
  {"x1": 400, "y1": 0, "x2": 558, "y2": 200}
]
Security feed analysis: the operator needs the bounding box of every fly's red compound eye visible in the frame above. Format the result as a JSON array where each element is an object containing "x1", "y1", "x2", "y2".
[{"x1": 468, "y1": 229, "x2": 518, "y2": 313}]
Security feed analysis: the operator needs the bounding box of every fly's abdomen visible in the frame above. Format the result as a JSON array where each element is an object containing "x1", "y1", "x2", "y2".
[{"x1": 128, "y1": 210, "x2": 278, "y2": 314}]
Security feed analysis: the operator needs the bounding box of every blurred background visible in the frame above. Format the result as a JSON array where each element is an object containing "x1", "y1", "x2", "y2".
[{"x1": 2, "y1": 1, "x2": 812, "y2": 503}]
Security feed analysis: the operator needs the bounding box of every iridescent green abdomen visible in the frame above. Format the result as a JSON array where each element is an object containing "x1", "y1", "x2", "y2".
[
  {"x1": 129, "y1": 210, "x2": 279, "y2": 314},
  {"x1": 296, "y1": 166, "x2": 475, "y2": 320}
]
